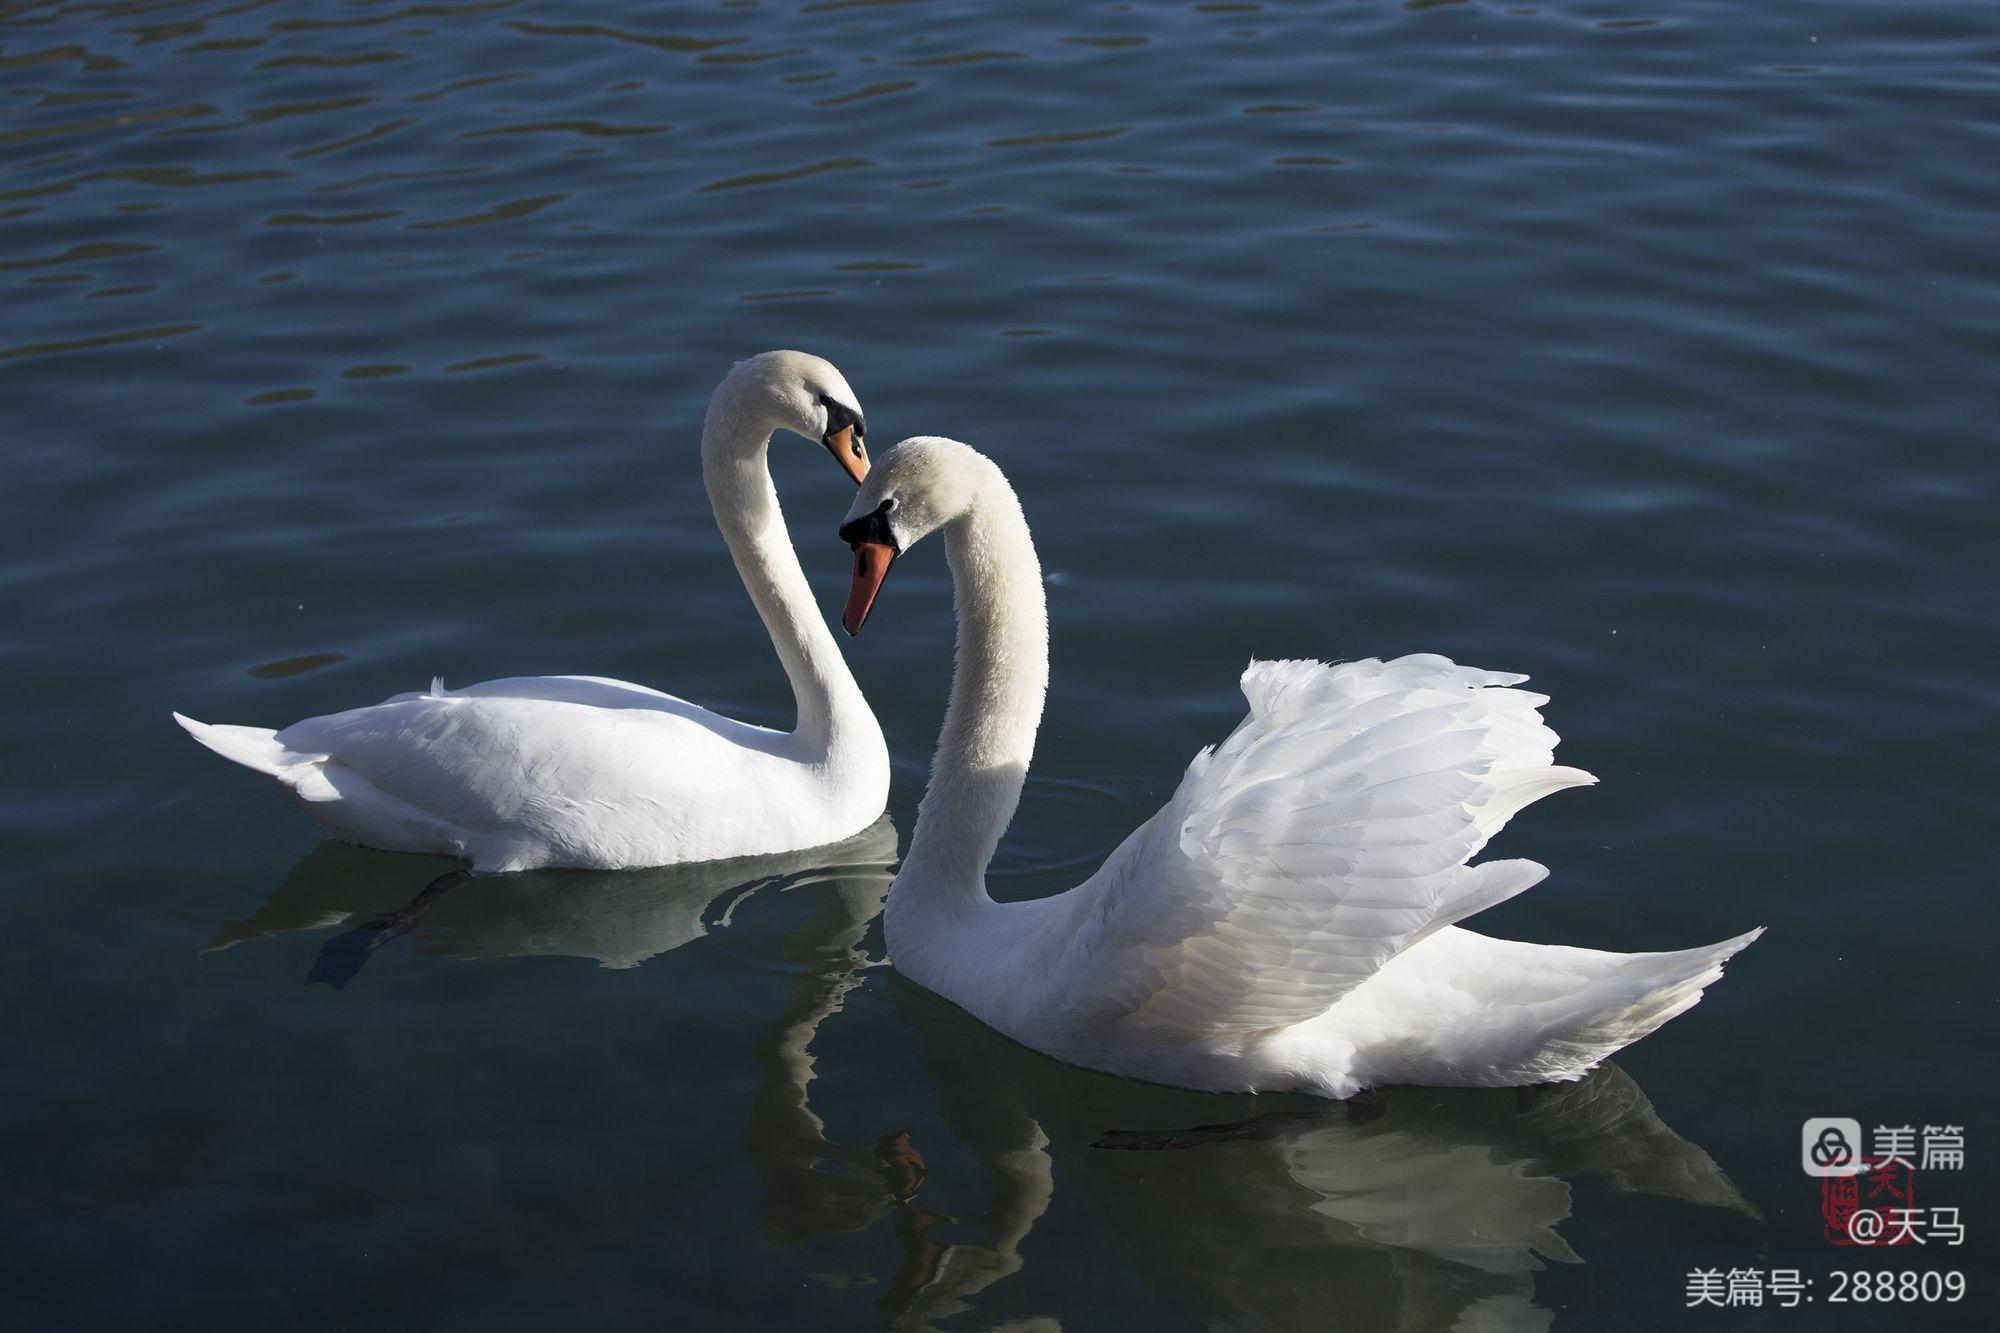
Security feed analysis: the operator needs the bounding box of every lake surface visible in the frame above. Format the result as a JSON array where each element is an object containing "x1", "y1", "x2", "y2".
[{"x1": 4, "y1": 1, "x2": 1996, "y2": 1328}]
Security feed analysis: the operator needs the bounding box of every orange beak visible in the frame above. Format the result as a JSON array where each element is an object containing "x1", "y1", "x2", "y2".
[
  {"x1": 842, "y1": 542, "x2": 896, "y2": 636},
  {"x1": 823, "y1": 425, "x2": 869, "y2": 485}
]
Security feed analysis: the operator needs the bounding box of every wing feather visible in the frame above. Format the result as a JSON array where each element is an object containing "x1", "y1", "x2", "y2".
[{"x1": 1051, "y1": 655, "x2": 1595, "y2": 1041}]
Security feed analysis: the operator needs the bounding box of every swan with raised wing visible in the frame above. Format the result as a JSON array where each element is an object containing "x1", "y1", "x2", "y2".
[
  {"x1": 175, "y1": 351, "x2": 889, "y2": 872},
  {"x1": 837, "y1": 436, "x2": 1760, "y2": 1097}
]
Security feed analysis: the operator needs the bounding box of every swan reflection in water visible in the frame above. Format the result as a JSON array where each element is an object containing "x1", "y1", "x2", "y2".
[
  {"x1": 209, "y1": 824, "x2": 1755, "y2": 1331},
  {"x1": 209, "y1": 817, "x2": 902, "y2": 981},
  {"x1": 208, "y1": 818, "x2": 952, "y2": 1305},
  {"x1": 883, "y1": 980, "x2": 1756, "y2": 1333}
]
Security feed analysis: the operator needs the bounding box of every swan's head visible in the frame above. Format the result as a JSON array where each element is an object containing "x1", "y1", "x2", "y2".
[
  {"x1": 836, "y1": 436, "x2": 997, "y2": 635},
  {"x1": 719, "y1": 349, "x2": 869, "y2": 484}
]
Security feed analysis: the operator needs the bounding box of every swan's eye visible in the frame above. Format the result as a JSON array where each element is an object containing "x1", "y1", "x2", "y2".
[
  {"x1": 882, "y1": 497, "x2": 897, "y2": 512},
  {"x1": 837, "y1": 497, "x2": 901, "y2": 552},
  {"x1": 818, "y1": 394, "x2": 865, "y2": 445}
]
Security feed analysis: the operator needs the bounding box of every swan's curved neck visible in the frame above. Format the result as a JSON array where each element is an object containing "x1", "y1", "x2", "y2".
[
  {"x1": 894, "y1": 481, "x2": 1049, "y2": 927},
  {"x1": 700, "y1": 393, "x2": 870, "y2": 759}
]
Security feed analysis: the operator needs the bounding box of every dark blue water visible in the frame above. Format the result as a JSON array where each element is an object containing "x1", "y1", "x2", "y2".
[{"x1": 4, "y1": 2, "x2": 1996, "y2": 1328}]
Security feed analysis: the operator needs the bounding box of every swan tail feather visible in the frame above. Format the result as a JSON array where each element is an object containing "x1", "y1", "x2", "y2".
[
  {"x1": 1565, "y1": 927, "x2": 1766, "y2": 1055},
  {"x1": 1499, "y1": 928, "x2": 1767, "y2": 1083},
  {"x1": 1346, "y1": 926, "x2": 1766, "y2": 1089},
  {"x1": 173, "y1": 713, "x2": 338, "y2": 801}
]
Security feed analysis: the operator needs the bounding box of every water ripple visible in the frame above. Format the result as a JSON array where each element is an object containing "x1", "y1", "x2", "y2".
[
  {"x1": 986, "y1": 126, "x2": 1129, "y2": 148},
  {"x1": 505, "y1": 20, "x2": 736, "y2": 55},
  {"x1": 901, "y1": 48, "x2": 1022, "y2": 68},
  {"x1": 245, "y1": 651, "x2": 348, "y2": 678},
  {"x1": 459, "y1": 120, "x2": 669, "y2": 139},
  {"x1": 287, "y1": 118, "x2": 414, "y2": 160},
  {"x1": 263, "y1": 207, "x2": 401, "y2": 227},
  {"x1": 406, "y1": 192, "x2": 564, "y2": 229},
  {"x1": 1, "y1": 239, "x2": 157, "y2": 270},
  {"x1": 1, "y1": 101, "x2": 210, "y2": 145},
  {"x1": 255, "y1": 51, "x2": 409, "y2": 71},
  {"x1": 406, "y1": 70, "x2": 533, "y2": 103},
  {"x1": 812, "y1": 81, "x2": 916, "y2": 107},
  {"x1": 0, "y1": 321, "x2": 199, "y2": 361},
  {"x1": 697, "y1": 156, "x2": 873, "y2": 192},
  {"x1": 444, "y1": 351, "x2": 543, "y2": 372}
]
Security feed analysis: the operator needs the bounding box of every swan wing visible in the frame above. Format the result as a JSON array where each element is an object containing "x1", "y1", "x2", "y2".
[
  {"x1": 277, "y1": 678, "x2": 785, "y2": 811},
  {"x1": 270, "y1": 677, "x2": 804, "y2": 864},
  {"x1": 1053, "y1": 654, "x2": 1596, "y2": 1041}
]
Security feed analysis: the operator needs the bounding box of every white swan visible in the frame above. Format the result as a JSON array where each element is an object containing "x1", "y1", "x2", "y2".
[
  {"x1": 837, "y1": 436, "x2": 1761, "y2": 1098},
  {"x1": 175, "y1": 351, "x2": 890, "y2": 872}
]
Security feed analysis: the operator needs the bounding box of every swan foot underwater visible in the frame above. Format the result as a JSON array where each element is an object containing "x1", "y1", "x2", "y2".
[
  {"x1": 838, "y1": 436, "x2": 1761, "y2": 1101},
  {"x1": 302, "y1": 867, "x2": 469, "y2": 990},
  {"x1": 175, "y1": 351, "x2": 890, "y2": 872}
]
